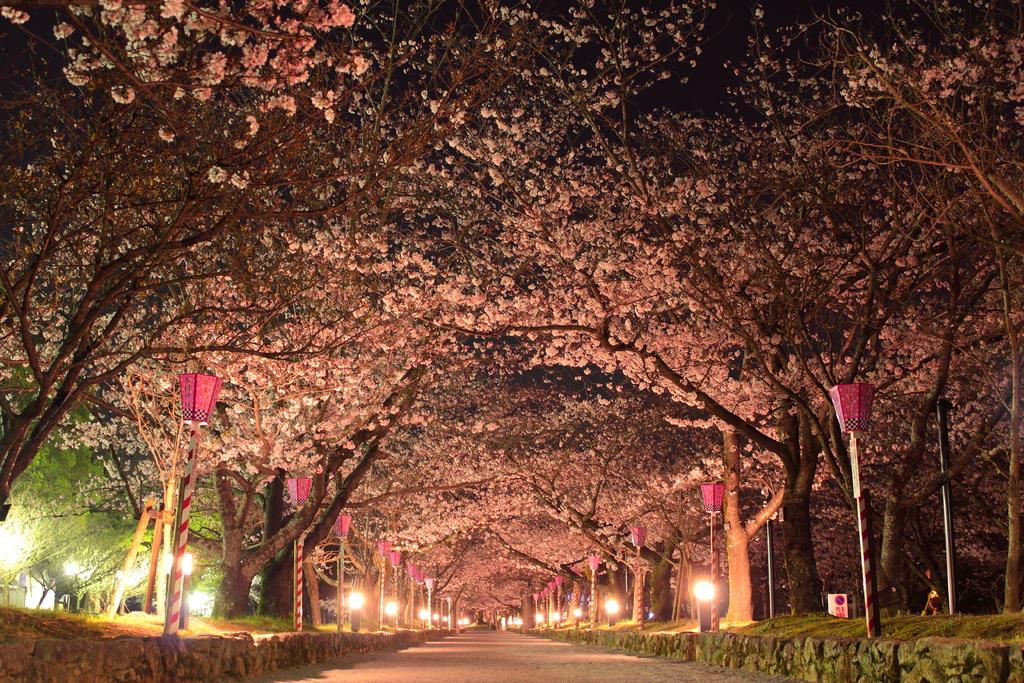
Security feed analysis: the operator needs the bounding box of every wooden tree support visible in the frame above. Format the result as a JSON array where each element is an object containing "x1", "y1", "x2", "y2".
[{"x1": 106, "y1": 498, "x2": 156, "y2": 618}]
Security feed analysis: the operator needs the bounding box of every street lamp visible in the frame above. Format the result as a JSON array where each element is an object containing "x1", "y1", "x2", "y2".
[
  {"x1": 694, "y1": 579, "x2": 716, "y2": 632},
  {"x1": 829, "y1": 382, "x2": 881, "y2": 638},
  {"x1": 165, "y1": 373, "x2": 221, "y2": 637},
  {"x1": 425, "y1": 577, "x2": 435, "y2": 627},
  {"x1": 700, "y1": 482, "x2": 725, "y2": 632},
  {"x1": 349, "y1": 591, "x2": 365, "y2": 632},
  {"x1": 385, "y1": 600, "x2": 399, "y2": 630},
  {"x1": 604, "y1": 598, "x2": 619, "y2": 626}
]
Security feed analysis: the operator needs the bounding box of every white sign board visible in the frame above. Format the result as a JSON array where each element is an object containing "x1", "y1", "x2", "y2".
[{"x1": 827, "y1": 593, "x2": 849, "y2": 618}]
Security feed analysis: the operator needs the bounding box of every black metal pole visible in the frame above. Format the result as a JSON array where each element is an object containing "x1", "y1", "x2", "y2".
[
  {"x1": 936, "y1": 398, "x2": 958, "y2": 614},
  {"x1": 765, "y1": 518, "x2": 776, "y2": 619}
]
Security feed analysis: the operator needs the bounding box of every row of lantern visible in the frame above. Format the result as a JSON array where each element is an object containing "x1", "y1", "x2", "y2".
[
  {"x1": 168, "y1": 372, "x2": 877, "y2": 637},
  {"x1": 533, "y1": 383, "x2": 877, "y2": 637},
  {"x1": 286, "y1": 478, "x2": 443, "y2": 632},
  {"x1": 533, "y1": 482, "x2": 725, "y2": 631},
  {"x1": 162, "y1": 373, "x2": 446, "y2": 635}
]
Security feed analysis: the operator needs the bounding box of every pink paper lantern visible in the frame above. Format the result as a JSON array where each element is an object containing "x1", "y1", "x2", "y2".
[
  {"x1": 587, "y1": 555, "x2": 601, "y2": 572},
  {"x1": 377, "y1": 540, "x2": 391, "y2": 556},
  {"x1": 630, "y1": 526, "x2": 648, "y2": 548},
  {"x1": 829, "y1": 383, "x2": 875, "y2": 433},
  {"x1": 700, "y1": 483, "x2": 725, "y2": 513},
  {"x1": 554, "y1": 576, "x2": 564, "y2": 587},
  {"x1": 425, "y1": 577, "x2": 435, "y2": 591},
  {"x1": 178, "y1": 373, "x2": 222, "y2": 425},
  {"x1": 533, "y1": 592, "x2": 539, "y2": 602},
  {"x1": 286, "y1": 477, "x2": 313, "y2": 506},
  {"x1": 388, "y1": 550, "x2": 402, "y2": 566},
  {"x1": 334, "y1": 514, "x2": 352, "y2": 538}
]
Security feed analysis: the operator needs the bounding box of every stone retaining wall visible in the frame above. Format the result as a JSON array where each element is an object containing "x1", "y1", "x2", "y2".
[
  {"x1": 533, "y1": 627, "x2": 1024, "y2": 682},
  {"x1": 0, "y1": 629, "x2": 446, "y2": 683}
]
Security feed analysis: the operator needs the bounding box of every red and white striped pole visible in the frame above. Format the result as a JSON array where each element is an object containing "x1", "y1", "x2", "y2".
[
  {"x1": 294, "y1": 534, "x2": 305, "y2": 631},
  {"x1": 164, "y1": 425, "x2": 199, "y2": 636},
  {"x1": 829, "y1": 383, "x2": 880, "y2": 638},
  {"x1": 164, "y1": 372, "x2": 221, "y2": 637},
  {"x1": 851, "y1": 433, "x2": 880, "y2": 637}
]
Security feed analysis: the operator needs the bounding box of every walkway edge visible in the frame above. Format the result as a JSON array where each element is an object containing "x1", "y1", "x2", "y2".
[
  {"x1": 529, "y1": 627, "x2": 1023, "y2": 682},
  {"x1": 0, "y1": 629, "x2": 450, "y2": 683}
]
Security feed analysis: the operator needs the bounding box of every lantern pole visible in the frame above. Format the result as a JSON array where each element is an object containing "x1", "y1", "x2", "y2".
[
  {"x1": 710, "y1": 510, "x2": 720, "y2": 632},
  {"x1": 337, "y1": 538, "x2": 345, "y2": 631},
  {"x1": 849, "y1": 431, "x2": 881, "y2": 637},
  {"x1": 294, "y1": 534, "x2": 305, "y2": 631},
  {"x1": 589, "y1": 560, "x2": 599, "y2": 626},
  {"x1": 164, "y1": 423, "x2": 200, "y2": 636}
]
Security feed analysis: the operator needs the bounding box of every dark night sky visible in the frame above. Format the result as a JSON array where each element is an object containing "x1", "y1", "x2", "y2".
[{"x1": 1, "y1": 1, "x2": 896, "y2": 112}]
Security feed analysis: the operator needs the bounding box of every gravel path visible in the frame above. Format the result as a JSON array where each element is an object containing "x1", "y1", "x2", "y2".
[{"x1": 243, "y1": 629, "x2": 795, "y2": 682}]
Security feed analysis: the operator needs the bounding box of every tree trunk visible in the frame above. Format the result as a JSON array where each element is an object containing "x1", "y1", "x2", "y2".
[
  {"x1": 723, "y1": 429, "x2": 754, "y2": 623},
  {"x1": 258, "y1": 548, "x2": 294, "y2": 617},
  {"x1": 257, "y1": 471, "x2": 293, "y2": 617},
  {"x1": 779, "y1": 412, "x2": 823, "y2": 614},
  {"x1": 523, "y1": 592, "x2": 535, "y2": 632},
  {"x1": 878, "y1": 500, "x2": 911, "y2": 612},
  {"x1": 632, "y1": 560, "x2": 645, "y2": 623},
  {"x1": 215, "y1": 565, "x2": 252, "y2": 618},
  {"x1": 1001, "y1": 251, "x2": 1023, "y2": 612},
  {"x1": 650, "y1": 554, "x2": 674, "y2": 621},
  {"x1": 304, "y1": 555, "x2": 321, "y2": 627}
]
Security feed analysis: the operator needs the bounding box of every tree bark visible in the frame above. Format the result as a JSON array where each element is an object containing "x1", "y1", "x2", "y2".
[
  {"x1": 305, "y1": 555, "x2": 321, "y2": 627},
  {"x1": 215, "y1": 565, "x2": 252, "y2": 618},
  {"x1": 650, "y1": 554, "x2": 674, "y2": 621},
  {"x1": 723, "y1": 430, "x2": 753, "y2": 623},
  {"x1": 878, "y1": 500, "x2": 911, "y2": 612},
  {"x1": 632, "y1": 559, "x2": 645, "y2": 624},
  {"x1": 779, "y1": 412, "x2": 823, "y2": 613},
  {"x1": 1000, "y1": 251, "x2": 1023, "y2": 612}
]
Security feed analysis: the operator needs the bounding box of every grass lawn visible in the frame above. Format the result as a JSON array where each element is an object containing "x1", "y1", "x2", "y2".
[
  {"x1": 736, "y1": 613, "x2": 1024, "y2": 643},
  {"x1": 553, "y1": 613, "x2": 1024, "y2": 643},
  {"x1": 0, "y1": 607, "x2": 350, "y2": 643}
]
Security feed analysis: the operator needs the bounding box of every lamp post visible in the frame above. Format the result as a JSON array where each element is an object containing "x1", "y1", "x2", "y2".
[
  {"x1": 349, "y1": 591, "x2": 365, "y2": 632},
  {"x1": 587, "y1": 555, "x2": 601, "y2": 626},
  {"x1": 164, "y1": 373, "x2": 221, "y2": 636},
  {"x1": 694, "y1": 579, "x2": 715, "y2": 632},
  {"x1": 385, "y1": 600, "x2": 399, "y2": 630},
  {"x1": 376, "y1": 540, "x2": 391, "y2": 628},
  {"x1": 630, "y1": 526, "x2": 647, "y2": 626},
  {"x1": 286, "y1": 477, "x2": 312, "y2": 631},
  {"x1": 179, "y1": 552, "x2": 194, "y2": 630},
  {"x1": 388, "y1": 550, "x2": 402, "y2": 625},
  {"x1": 335, "y1": 513, "x2": 351, "y2": 631},
  {"x1": 700, "y1": 482, "x2": 724, "y2": 632},
  {"x1": 425, "y1": 577, "x2": 435, "y2": 630},
  {"x1": 829, "y1": 382, "x2": 881, "y2": 638},
  {"x1": 604, "y1": 597, "x2": 619, "y2": 626}
]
